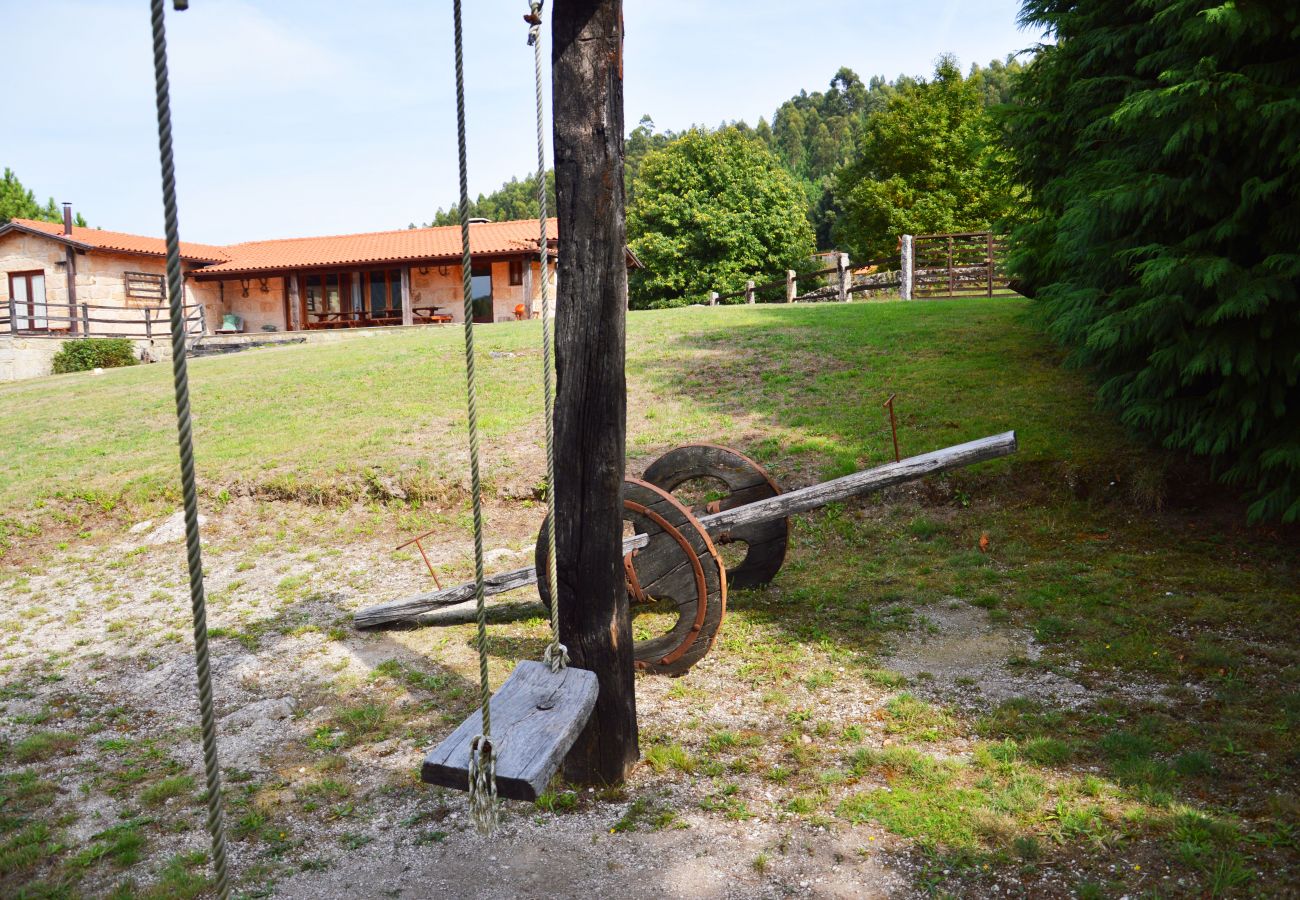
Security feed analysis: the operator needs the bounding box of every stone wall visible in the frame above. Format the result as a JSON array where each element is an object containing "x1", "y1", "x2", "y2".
[
  {"x1": 0, "y1": 334, "x2": 172, "y2": 382},
  {"x1": 196, "y1": 278, "x2": 286, "y2": 333}
]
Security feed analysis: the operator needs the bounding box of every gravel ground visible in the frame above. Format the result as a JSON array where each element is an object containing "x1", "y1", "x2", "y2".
[{"x1": 0, "y1": 496, "x2": 1167, "y2": 898}]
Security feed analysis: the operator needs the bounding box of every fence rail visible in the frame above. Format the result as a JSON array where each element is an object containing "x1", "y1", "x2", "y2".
[{"x1": 3, "y1": 299, "x2": 205, "y2": 340}]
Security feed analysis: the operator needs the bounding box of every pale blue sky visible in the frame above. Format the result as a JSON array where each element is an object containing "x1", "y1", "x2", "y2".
[{"x1": 5, "y1": 1, "x2": 1045, "y2": 244}]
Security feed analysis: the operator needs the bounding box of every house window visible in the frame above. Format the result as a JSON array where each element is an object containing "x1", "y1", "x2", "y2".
[
  {"x1": 8, "y1": 270, "x2": 49, "y2": 331},
  {"x1": 508, "y1": 259, "x2": 524, "y2": 286},
  {"x1": 124, "y1": 271, "x2": 166, "y2": 305}
]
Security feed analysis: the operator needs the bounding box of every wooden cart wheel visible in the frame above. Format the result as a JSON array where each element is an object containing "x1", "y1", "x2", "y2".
[
  {"x1": 536, "y1": 478, "x2": 726, "y2": 677},
  {"x1": 643, "y1": 443, "x2": 788, "y2": 590}
]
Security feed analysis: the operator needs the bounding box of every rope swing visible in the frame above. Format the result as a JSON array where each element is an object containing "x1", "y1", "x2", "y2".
[
  {"x1": 448, "y1": 0, "x2": 499, "y2": 835},
  {"x1": 146, "y1": 0, "x2": 231, "y2": 895},
  {"x1": 530, "y1": 1, "x2": 568, "y2": 677}
]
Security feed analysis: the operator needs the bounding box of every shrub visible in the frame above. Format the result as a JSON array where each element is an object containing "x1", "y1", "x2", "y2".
[{"x1": 51, "y1": 338, "x2": 138, "y2": 374}]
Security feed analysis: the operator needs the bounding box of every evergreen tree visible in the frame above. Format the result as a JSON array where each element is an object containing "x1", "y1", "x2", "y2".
[
  {"x1": 1006, "y1": 0, "x2": 1300, "y2": 521},
  {"x1": 1, "y1": 168, "x2": 86, "y2": 226},
  {"x1": 429, "y1": 170, "x2": 556, "y2": 226},
  {"x1": 627, "y1": 128, "x2": 815, "y2": 309}
]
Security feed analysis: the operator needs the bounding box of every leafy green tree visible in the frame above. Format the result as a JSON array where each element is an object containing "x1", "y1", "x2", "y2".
[
  {"x1": 627, "y1": 128, "x2": 815, "y2": 309},
  {"x1": 1006, "y1": 0, "x2": 1300, "y2": 521},
  {"x1": 832, "y1": 56, "x2": 1022, "y2": 261},
  {"x1": 624, "y1": 115, "x2": 676, "y2": 204},
  {"x1": 428, "y1": 170, "x2": 556, "y2": 226},
  {"x1": 1, "y1": 168, "x2": 86, "y2": 226}
]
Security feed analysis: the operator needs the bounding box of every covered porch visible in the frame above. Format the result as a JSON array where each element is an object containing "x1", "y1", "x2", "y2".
[{"x1": 192, "y1": 253, "x2": 553, "y2": 334}]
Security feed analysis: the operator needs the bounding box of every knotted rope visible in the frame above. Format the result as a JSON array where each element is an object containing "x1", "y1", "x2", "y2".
[
  {"x1": 450, "y1": 0, "x2": 498, "y2": 835},
  {"x1": 148, "y1": 0, "x2": 231, "y2": 894},
  {"x1": 528, "y1": 1, "x2": 568, "y2": 675}
]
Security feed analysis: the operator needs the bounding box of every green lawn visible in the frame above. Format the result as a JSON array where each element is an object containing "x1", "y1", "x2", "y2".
[
  {"x1": 1, "y1": 299, "x2": 1133, "y2": 545},
  {"x1": 1, "y1": 299, "x2": 1296, "y2": 897}
]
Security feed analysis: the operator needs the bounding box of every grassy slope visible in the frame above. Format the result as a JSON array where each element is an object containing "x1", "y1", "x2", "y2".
[
  {"x1": 0, "y1": 300, "x2": 1127, "y2": 521},
  {"x1": 1, "y1": 299, "x2": 1296, "y2": 896}
]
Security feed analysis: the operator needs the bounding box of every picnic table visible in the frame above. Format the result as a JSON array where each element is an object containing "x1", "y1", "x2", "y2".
[
  {"x1": 413, "y1": 305, "x2": 453, "y2": 324},
  {"x1": 306, "y1": 306, "x2": 453, "y2": 329}
]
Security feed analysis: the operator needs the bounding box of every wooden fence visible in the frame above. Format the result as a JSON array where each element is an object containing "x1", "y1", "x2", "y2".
[
  {"x1": 911, "y1": 231, "x2": 1008, "y2": 298},
  {"x1": 708, "y1": 254, "x2": 900, "y2": 306},
  {"x1": 696, "y1": 231, "x2": 1007, "y2": 307},
  {"x1": 3, "y1": 299, "x2": 205, "y2": 340}
]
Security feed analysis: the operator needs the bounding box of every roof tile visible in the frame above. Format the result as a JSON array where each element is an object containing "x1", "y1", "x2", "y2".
[
  {"x1": 197, "y1": 219, "x2": 558, "y2": 276},
  {"x1": 10, "y1": 218, "x2": 229, "y2": 263},
  {"x1": 6, "y1": 217, "x2": 558, "y2": 275}
]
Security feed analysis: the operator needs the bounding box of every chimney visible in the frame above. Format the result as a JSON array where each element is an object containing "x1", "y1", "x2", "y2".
[{"x1": 62, "y1": 203, "x2": 73, "y2": 236}]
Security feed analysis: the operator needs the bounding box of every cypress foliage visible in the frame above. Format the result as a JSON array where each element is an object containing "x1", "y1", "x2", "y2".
[{"x1": 1006, "y1": 0, "x2": 1300, "y2": 521}]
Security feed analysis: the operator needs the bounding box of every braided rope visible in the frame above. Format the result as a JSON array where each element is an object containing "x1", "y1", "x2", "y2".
[
  {"x1": 451, "y1": 0, "x2": 497, "y2": 834},
  {"x1": 148, "y1": 0, "x2": 230, "y2": 895},
  {"x1": 529, "y1": 2, "x2": 568, "y2": 674}
]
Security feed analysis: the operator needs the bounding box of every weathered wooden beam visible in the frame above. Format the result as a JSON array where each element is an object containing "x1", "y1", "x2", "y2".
[
  {"x1": 400, "y1": 267, "x2": 413, "y2": 326},
  {"x1": 352, "y1": 431, "x2": 1016, "y2": 629},
  {"x1": 696, "y1": 431, "x2": 1016, "y2": 533},
  {"x1": 551, "y1": 0, "x2": 638, "y2": 786}
]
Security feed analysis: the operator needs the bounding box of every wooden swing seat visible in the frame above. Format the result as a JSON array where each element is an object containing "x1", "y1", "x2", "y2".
[{"x1": 421, "y1": 660, "x2": 598, "y2": 801}]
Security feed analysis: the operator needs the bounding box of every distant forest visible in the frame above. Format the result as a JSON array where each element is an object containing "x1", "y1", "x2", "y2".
[{"x1": 420, "y1": 57, "x2": 1024, "y2": 250}]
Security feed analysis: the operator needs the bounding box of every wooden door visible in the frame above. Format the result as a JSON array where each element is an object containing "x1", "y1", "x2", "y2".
[{"x1": 8, "y1": 271, "x2": 48, "y2": 331}]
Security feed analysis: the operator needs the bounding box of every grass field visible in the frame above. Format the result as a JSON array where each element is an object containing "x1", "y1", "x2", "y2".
[
  {"x1": 0, "y1": 299, "x2": 1296, "y2": 897},
  {"x1": 1, "y1": 300, "x2": 1132, "y2": 544}
]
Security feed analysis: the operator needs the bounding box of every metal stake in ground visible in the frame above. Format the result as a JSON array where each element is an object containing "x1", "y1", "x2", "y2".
[{"x1": 883, "y1": 393, "x2": 900, "y2": 462}]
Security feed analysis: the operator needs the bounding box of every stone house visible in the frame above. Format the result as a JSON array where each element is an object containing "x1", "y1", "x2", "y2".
[{"x1": 0, "y1": 211, "x2": 614, "y2": 379}]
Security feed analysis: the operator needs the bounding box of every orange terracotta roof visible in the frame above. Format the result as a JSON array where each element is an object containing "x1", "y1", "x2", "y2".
[
  {"x1": 195, "y1": 218, "x2": 559, "y2": 277},
  {"x1": 1, "y1": 216, "x2": 601, "y2": 276},
  {"x1": 6, "y1": 218, "x2": 229, "y2": 263}
]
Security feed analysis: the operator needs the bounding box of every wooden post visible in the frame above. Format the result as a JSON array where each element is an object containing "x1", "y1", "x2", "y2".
[
  {"x1": 900, "y1": 235, "x2": 913, "y2": 300},
  {"x1": 80, "y1": 302, "x2": 90, "y2": 335},
  {"x1": 551, "y1": 0, "x2": 638, "y2": 787},
  {"x1": 523, "y1": 260, "x2": 535, "y2": 318},
  {"x1": 64, "y1": 248, "x2": 79, "y2": 335},
  {"x1": 947, "y1": 235, "x2": 955, "y2": 297},
  {"x1": 708, "y1": 291, "x2": 718, "y2": 306},
  {"x1": 986, "y1": 232, "x2": 994, "y2": 297},
  {"x1": 786, "y1": 269, "x2": 796, "y2": 303},
  {"x1": 288, "y1": 274, "x2": 302, "y2": 331},
  {"x1": 7, "y1": 296, "x2": 17, "y2": 333},
  {"x1": 837, "y1": 252, "x2": 850, "y2": 302},
  {"x1": 745, "y1": 280, "x2": 755, "y2": 305},
  {"x1": 400, "y1": 267, "x2": 413, "y2": 326}
]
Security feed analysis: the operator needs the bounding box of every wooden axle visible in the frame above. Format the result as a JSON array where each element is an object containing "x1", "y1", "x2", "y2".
[{"x1": 353, "y1": 431, "x2": 1016, "y2": 630}]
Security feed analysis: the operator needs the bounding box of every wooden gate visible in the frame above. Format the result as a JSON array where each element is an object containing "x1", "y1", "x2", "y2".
[{"x1": 911, "y1": 231, "x2": 1007, "y2": 298}]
